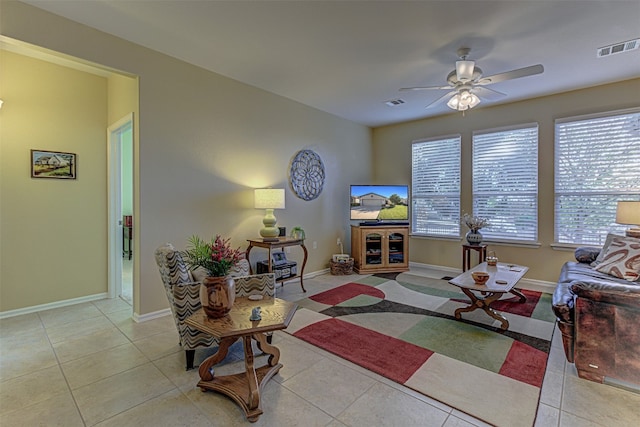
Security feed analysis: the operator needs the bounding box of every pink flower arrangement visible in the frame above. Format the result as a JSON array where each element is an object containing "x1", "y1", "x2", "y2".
[{"x1": 182, "y1": 235, "x2": 244, "y2": 277}]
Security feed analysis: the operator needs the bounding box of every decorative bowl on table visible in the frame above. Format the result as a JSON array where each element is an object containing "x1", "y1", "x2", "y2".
[{"x1": 472, "y1": 271, "x2": 490, "y2": 285}]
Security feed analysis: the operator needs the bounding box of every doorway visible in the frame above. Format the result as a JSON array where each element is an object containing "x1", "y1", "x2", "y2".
[{"x1": 108, "y1": 114, "x2": 134, "y2": 304}]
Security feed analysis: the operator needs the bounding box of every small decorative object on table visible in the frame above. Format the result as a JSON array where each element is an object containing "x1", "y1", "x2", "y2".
[
  {"x1": 290, "y1": 226, "x2": 306, "y2": 240},
  {"x1": 486, "y1": 251, "x2": 498, "y2": 266},
  {"x1": 182, "y1": 235, "x2": 244, "y2": 318},
  {"x1": 471, "y1": 271, "x2": 490, "y2": 285},
  {"x1": 250, "y1": 307, "x2": 262, "y2": 321},
  {"x1": 461, "y1": 213, "x2": 490, "y2": 245}
]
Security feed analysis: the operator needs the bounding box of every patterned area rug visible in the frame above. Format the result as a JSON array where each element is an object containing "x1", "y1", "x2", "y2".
[{"x1": 286, "y1": 272, "x2": 556, "y2": 427}]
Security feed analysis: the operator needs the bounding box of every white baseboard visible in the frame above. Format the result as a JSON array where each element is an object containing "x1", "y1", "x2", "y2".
[
  {"x1": 518, "y1": 277, "x2": 556, "y2": 293},
  {"x1": 0, "y1": 292, "x2": 109, "y2": 319},
  {"x1": 409, "y1": 261, "x2": 460, "y2": 275},
  {"x1": 133, "y1": 308, "x2": 171, "y2": 323}
]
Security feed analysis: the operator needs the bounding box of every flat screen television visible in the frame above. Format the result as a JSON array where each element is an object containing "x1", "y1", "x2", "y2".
[{"x1": 350, "y1": 185, "x2": 409, "y2": 222}]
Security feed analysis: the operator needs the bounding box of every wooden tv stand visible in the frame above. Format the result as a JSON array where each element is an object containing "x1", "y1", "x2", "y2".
[{"x1": 351, "y1": 225, "x2": 409, "y2": 274}]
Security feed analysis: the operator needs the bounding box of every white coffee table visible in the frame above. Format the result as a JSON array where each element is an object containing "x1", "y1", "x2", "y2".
[{"x1": 449, "y1": 262, "x2": 529, "y2": 330}]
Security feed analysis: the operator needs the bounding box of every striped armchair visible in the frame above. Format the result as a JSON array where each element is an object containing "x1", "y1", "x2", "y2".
[{"x1": 154, "y1": 243, "x2": 275, "y2": 370}]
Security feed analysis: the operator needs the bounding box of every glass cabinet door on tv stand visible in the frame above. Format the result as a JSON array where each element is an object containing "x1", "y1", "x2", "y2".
[
  {"x1": 351, "y1": 225, "x2": 409, "y2": 274},
  {"x1": 362, "y1": 232, "x2": 381, "y2": 265}
]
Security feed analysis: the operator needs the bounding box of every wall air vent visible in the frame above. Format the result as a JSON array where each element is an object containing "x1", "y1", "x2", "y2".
[
  {"x1": 597, "y1": 38, "x2": 639, "y2": 58},
  {"x1": 385, "y1": 99, "x2": 406, "y2": 107}
]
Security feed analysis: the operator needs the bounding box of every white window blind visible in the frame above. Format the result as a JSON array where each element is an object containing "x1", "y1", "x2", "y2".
[
  {"x1": 412, "y1": 135, "x2": 461, "y2": 237},
  {"x1": 472, "y1": 124, "x2": 539, "y2": 242},
  {"x1": 555, "y1": 109, "x2": 640, "y2": 245}
]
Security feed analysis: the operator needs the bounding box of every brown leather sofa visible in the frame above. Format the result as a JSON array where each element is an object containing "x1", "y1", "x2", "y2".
[{"x1": 552, "y1": 246, "x2": 640, "y2": 388}]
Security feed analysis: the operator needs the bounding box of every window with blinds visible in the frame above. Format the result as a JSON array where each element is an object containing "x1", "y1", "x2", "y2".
[
  {"x1": 411, "y1": 135, "x2": 461, "y2": 237},
  {"x1": 472, "y1": 124, "x2": 539, "y2": 243},
  {"x1": 555, "y1": 108, "x2": 640, "y2": 245}
]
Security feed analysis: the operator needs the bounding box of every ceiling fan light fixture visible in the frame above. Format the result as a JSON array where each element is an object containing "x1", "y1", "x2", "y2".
[
  {"x1": 456, "y1": 60, "x2": 475, "y2": 81},
  {"x1": 447, "y1": 90, "x2": 480, "y2": 111}
]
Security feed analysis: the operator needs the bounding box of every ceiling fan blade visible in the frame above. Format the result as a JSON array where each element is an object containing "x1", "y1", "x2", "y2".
[
  {"x1": 477, "y1": 64, "x2": 544, "y2": 85},
  {"x1": 400, "y1": 85, "x2": 451, "y2": 91},
  {"x1": 425, "y1": 91, "x2": 456, "y2": 109},
  {"x1": 473, "y1": 86, "x2": 506, "y2": 100}
]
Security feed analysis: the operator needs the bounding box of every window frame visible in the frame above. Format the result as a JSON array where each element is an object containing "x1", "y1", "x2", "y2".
[
  {"x1": 554, "y1": 107, "x2": 640, "y2": 246},
  {"x1": 411, "y1": 134, "x2": 461, "y2": 239},
  {"x1": 471, "y1": 123, "x2": 539, "y2": 245}
]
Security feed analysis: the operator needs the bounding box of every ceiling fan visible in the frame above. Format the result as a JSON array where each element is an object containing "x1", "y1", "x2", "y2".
[{"x1": 400, "y1": 47, "x2": 544, "y2": 111}]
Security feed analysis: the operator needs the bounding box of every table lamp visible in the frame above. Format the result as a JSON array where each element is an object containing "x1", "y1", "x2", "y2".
[
  {"x1": 615, "y1": 201, "x2": 640, "y2": 238},
  {"x1": 255, "y1": 188, "x2": 285, "y2": 241}
]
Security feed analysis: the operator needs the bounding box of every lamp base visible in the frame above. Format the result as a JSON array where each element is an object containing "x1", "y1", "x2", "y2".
[{"x1": 259, "y1": 209, "x2": 280, "y2": 239}]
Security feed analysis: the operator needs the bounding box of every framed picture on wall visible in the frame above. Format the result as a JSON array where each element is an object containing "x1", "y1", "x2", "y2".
[{"x1": 31, "y1": 149, "x2": 77, "y2": 179}]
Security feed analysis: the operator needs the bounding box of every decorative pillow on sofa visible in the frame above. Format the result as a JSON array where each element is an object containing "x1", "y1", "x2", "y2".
[
  {"x1": 595, "y1": 237, "x2": 640, "y2": 281},
  {"x1": 575, "y1": 247, "x2": 600, "y2": 264},
  {"x1": 591, "y1": 233, "x2": 626, "y2": 267}
]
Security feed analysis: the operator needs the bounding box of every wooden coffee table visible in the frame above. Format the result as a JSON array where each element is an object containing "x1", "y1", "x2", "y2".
[
  {"x1": 185, "y1": 297, "x2": 297, "y2": 422},
  {"x1": 449, "y1": 262, "x2": 528, "y2": 330}
]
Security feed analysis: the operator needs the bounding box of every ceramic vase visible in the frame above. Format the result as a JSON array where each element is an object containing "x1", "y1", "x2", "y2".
[
  {"x1": 465, "y1": 230, "x2": 483, "y2": 245},
  {"x1": 200, "y1": 276, "x2": 235, "y2": 318}
]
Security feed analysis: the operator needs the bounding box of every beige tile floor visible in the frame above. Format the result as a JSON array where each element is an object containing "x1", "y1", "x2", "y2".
[{"x1": 1, "y1": 267, "x2": 639, "y2": 426}]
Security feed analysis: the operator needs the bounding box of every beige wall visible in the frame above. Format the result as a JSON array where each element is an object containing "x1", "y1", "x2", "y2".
[
  {"x1": 4, "y1": 1, "x2": 635, "y2": 316},
  {"x1": 0, "y1": 50, "x2": 109, "y2": 311},
  {"x1": 373, "y1": 78, "x2": 640, "y2": 282},
  {"x1": 1, "y1": 1, "x2": 372, "y2": 316}
]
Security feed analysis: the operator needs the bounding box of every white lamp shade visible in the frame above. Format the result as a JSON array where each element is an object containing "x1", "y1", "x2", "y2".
[
  {"x1": 616, "y1": 201, "x2": 640, "y2": 224},
  {"x1": 254, "y1": 188, "x2": 285, "y2": 209}
]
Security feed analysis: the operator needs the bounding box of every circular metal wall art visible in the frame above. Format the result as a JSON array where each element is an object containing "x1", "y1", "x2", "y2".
[{"x1": 289, "y1": 149, "x2": 325, "y2": 201}]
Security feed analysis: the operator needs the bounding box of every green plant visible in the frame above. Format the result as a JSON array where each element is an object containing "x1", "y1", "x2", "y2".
[
  {"x1": 181, "y1": 235, "x2": 243, "y2": 277},
  {"x1": 290, "y1": 226, "x2": 306, "y2": 240}
]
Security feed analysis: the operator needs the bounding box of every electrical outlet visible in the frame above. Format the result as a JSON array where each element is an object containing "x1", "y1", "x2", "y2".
[
  {"x1": 313, "y1": 241, "x2": 317, "y2": 249},
  {"x1": 337, "y1": 238, "x2": 341, "y2": 246}
]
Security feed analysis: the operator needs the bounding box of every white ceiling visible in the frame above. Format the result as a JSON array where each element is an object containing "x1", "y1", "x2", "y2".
[{"x1": 22, "y1": 0, "x2": 640, "y2": 127}]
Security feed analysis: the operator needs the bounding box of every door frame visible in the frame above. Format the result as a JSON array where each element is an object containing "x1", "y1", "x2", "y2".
[{"x1": 107, "y1": 113, "x2": 134, "y2": 299}]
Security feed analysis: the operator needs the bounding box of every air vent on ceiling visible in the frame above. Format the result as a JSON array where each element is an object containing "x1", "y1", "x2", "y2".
[
  {"x1": 385, "y1": 99, "x2": 405, "y2": 107},
  {"x1": 597, "y1": 39, "x2": 639, "y2": 58}
]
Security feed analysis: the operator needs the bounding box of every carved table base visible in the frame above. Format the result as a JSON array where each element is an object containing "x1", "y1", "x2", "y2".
[
  {"x1": 185, "y1": 298, "x2": 297, "y2": 422},
  {"x1": 197, "y1": 333, "x2": 281, "y2": 422},
  {"x1": 454, "y1": 287, "x2": 527, "y2": 330}
]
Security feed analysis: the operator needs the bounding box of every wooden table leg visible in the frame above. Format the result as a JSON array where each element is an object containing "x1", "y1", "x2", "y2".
[
  {"x1": 254, "y1": 332, "x2": 280, "y2": 366},
  {"x1": 246, "y1": 244, "x2": 254, "y2": 274},
  {"x1": 509, "y1": 288, "x2": 527, "y2": 303},
  {"x1": 243, "y1": 336, "x2": 260, "y2": 412},
  {"x1": 299, "y1": 243, "x2": 308, "y2": 292},
  {"x1": 196, "y1": 333, "x2": 283, "y2": 423},
  {"x1": 462, "y1": 246, "x2": 469, "y2": 272},
  {"x1": 198, "y1": 337, "x2": 236, "y2": 381},
  {"x1": 454, "y1": 288, "x2": 510, "y2": 330}
]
